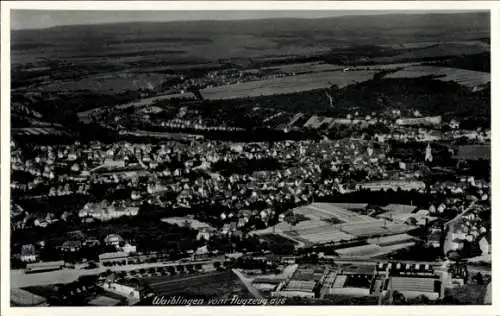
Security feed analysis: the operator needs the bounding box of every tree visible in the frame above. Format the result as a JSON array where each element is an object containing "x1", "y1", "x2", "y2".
[
  {"x1": 474, "y1": 272, "x2": 484, "y2": 285},
  {"x1": 213, "y1": 261, "x2": 221, "y2": 270},
  {"x1": 392, "y1": 291, "x2": 406, "y2": 305}
]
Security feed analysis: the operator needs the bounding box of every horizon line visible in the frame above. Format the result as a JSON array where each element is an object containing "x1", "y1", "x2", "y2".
[{"x1": 10, "y1": 10, "x2": 485, "y2": 31}]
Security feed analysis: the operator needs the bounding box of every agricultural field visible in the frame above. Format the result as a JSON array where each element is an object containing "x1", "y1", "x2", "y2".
[
  {"x1": 200, "y1": 70, "x2": 377, "y2": 100},
  {"x1": 36, "y1": 72, "x2": 168, "y2": 93},
  {"x1": 145, "y1": 270, "x2": 251, "y2": 299},
  {"x1": 385, "y1": 65, "x2": 490, "y2": 89},
  {"x1": 12, "y1": 127, "x2": 71, "y2": 137},
  {"x1": 262, "y1": 62, "x2": 344, "y2": 74},
  {"x1": 77, "y1": 92, "x2": 195, "y2": 123}
]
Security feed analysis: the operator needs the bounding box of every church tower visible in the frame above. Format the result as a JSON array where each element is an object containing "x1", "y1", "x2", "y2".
[{"x1": 425, "y1": 143, "x2": 433, "y2": 163}]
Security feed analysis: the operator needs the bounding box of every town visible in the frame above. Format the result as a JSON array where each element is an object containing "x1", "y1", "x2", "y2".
[{"x1": 9, "y1": 10, "x2": 491, "y2": 307}]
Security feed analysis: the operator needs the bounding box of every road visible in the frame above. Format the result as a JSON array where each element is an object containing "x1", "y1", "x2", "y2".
[
  {"x1": 443, "y1": 201, "x2": 477, "y2": 256},
  {"x1": 483, "y1": 282, "x2": 492, "y2": 304},
  {"x1": 11, "y1": 253, "x2": 490, "y2": 290},
  {"x1": 11, "y1": 258, "x2": 223, "y2": 288},
  {"x1": 232, "y1": 269, "x2": 263, "y2": 299},
  {"x1": 444, "y1": 201, "x2": 476, "y2": 228}
]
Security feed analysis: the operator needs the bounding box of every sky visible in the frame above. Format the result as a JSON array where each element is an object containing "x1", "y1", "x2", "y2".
[{"x1": 10, "y1": 10, "x2": 469, "y2": 30}]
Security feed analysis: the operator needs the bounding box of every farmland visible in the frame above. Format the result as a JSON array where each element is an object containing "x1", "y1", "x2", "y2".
[
  {"x1": 385, "y1": 65, "x2": 490, "y2": 89},
  {"x1": 200, "y1": 70, "x2": 377, "y2": 100},
  {"x1": 34, "y1": 72, "x2": 168, "y2": 93},
  {"x1": 11, "y1": 12, "x2": 491, "y2": 140},
  {"x1": 12, "y1": 127, "x2": 71, "y2": 137},
  {"x1": 77, "y1": 92, "x2": 195, "y2": 123}
]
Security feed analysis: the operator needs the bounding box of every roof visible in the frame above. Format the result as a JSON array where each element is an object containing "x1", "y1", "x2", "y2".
[
  {"x1": 26, "y1": 260, "x2": 64, "y2": 269},
  {"x1": 62, "y1": 240, "x2": 82, "y2": 248},
  {"x1": 382, "y1": 204, "x2": 417, "y2": 214},
  {"x1": 114, "y1": 277, "x2": 146, "y2": 291},
  {"x1": 285, "y1": 280, "x2": 316, "y2": 292},
  {"x1": 99, "y1": 251, "x2": 128, "y2": 260},
  {"x1": 21, "y1": 244, "x2": 36, "y2": 256},
  {"x1": 11, "y1": 288, "x2": 47, "y2": 306},
  {"x1": 340, "y1": 264, "x2": 375, "y2": 275},
  {"x1": 87, "y1": 295, "x2": 121, "y2": 306},
  {"x1": 390, "y1": 276, "x2": 437, "y2": 293},
  {"x1": 454, "y1": 145, "x2": 490, "y2": 161},
  {"x1": 104, "y1": 234, "x2": 124, "y2": 242}
]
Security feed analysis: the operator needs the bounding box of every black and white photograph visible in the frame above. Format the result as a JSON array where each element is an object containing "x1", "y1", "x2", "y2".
[{"x1": 2, "y1": 1, "x2": 495, "y2": 311}]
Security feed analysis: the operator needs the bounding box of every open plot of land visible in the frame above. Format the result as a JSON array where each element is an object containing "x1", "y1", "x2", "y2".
[
  {"x1": 200, "y1": 70, "x2": 377, "y2": 100},
  {"x1": 262, "y1": 62, "x2": 344, "y2": 74},
  {"x1": 381, "y1": 204, "x2": 417, "y2": 214},
  {"x1": 386, "y1": 65, "x2": 490, "y2": 89},
  {"x1": 146, "y1": 270, "x2": 251, "y2": 299},
  {"x1": 12, "y1": 127, "x2": 71, "y2": 137},
  {"x1": 77, "y1": 92, "x2": 195, "y2": 123},
  {"x1": 38, "y1": 72, "x2": 167, "y2": 93}
]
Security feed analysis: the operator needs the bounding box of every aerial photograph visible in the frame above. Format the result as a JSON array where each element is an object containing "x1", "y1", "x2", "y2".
[{"x1": 9, "y1": 9, "x2": 491, "y2": 306}]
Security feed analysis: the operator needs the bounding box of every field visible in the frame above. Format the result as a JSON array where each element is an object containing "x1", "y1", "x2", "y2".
[
  {"x1": 10, "y1": 12, "x2": 491, "y2": 142},
  {"x1": 77, "y1": 92, "x2": 195, "y2": 123},
  {"x1": 36, "y1": 72, "x2": 168, "y2": 93},
  {"x1": 145, "y1": 270, "x2": 252, "y2": 299},
  {"x1": 259, "y1": 234, "x2": 298, "y2": 246},
  {"x1": 200, "y1": 70, "x2": 377, "y2": 100},
  {"x1": 12, "y1": 127, "x2": 71, "y2": 137},
  {"x1": 386, "y1": 65, "x2": 490, "y2": 89},
  {"x1": 262, "y1": 62, "x2": 344, "y2": 74}
]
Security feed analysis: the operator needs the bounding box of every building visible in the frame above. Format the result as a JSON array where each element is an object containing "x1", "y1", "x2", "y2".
[
  {"x1": 396, "y1": 116, "x2": 442, "y2": 126},
  {"x1": 385, "y1": 276, "x2": 441, "y2": 300},
  {"x1": 425, "y1": 143, "x2": 433, "y2": 163},
  {"x1": 358, "y1": 180, "x2": 426, "y2": 192},
  {"x1": 272, "y1": 280, "x2": 316, "y2": 298},
  {"x1": 25, "y1": 260, "x2": 64, "y2": 273},
  {"x1": 122, "y1": 243, "x2": 137, "y2": 255},
  {"x1": 102, "y1": 277, "x2": 144, "y2": 301},
  {"x1": 20, "y1": 244, "x2": 37, "y2": 263},
  {"x1": 479, "y1": 235, "x2": 491, "y2": 255},
  {"x1": 98, "y1": 251, "x2": 129, "y2": 264},
  {"x1": 329, "y1": 274, "x2": 373, "y2": 297},
  {"x1": 453, "y1": 144, "x2": 490, "y2": 161},
  {"x1": 104, "y1": 234, "x2": 124, "y2": 247},
  {"x1": 61, "y1": 240, "x2": 82, "y2": 252}
]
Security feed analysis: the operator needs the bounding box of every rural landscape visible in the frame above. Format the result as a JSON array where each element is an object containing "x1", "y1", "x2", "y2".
[{"x1": 10, "y1": 10, "x2": 491, "y2": 307}]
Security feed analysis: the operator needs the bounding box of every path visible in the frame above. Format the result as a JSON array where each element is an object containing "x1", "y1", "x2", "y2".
[{"x1": 232, "y1": 269, "x2": 263, "y2": 299}]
